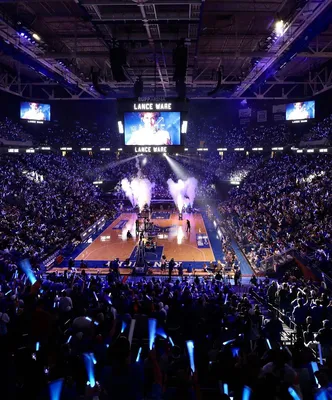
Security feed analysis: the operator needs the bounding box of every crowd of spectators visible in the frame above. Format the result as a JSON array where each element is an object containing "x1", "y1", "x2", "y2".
[
  {"x1": 2, "y1": 109, "x2": 332, "y2": 149},
  {"x1": 0, "y1": 153, "x2": 113, "y2": 261},
  {"x1": 250, "y1": 272, "x2": 332, "y2": 356},
  {"x1": 0, "y1": 118, "x2": 33, "y2": 143},
  {"x1": 37, "y1": 124, "x2": 118, "y2": 148},
  {"x1": 219, "y1": 154, "x2": 332, "y2": 276},
  {"x1": 64, "y1": 152, "x2": 219, "y2": 200},
  {"x1": 301, "y1": 115, "x2": 332, "y2": 143},
  {"x1": 0, "y1": 108, "x2": 332, "y2": 399},
  {"x1": 187, "y1": 107, "x2": 297, "y2": 148},
  {"x1": 214, "y1": 153, "x2": 265, "y2": 184},
  {"x1": 0, "y1": 265, "x2": 331, "y2": 400}
]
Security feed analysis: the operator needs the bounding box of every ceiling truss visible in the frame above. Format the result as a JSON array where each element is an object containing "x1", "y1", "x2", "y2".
[{"x1": 0, "y1": 0, "x2": 331, "y2": 99}]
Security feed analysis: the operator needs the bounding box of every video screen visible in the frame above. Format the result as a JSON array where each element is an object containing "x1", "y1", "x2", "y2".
[
  {"x1": 20, "y1": 102, "x2": 51, "y2": 122},
  {"x1": 286, "y1": 101, "x2": 315, "y2": 121},
  {"x1": 124, "y1": 111, "x2": 181, "y2": 146}
]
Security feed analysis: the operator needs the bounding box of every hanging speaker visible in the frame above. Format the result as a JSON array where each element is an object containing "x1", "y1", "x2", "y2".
[
  {"x1": 109, "y1": 47, "x2": 127, "y2": 82},
  {"x1": 207, "y1": 67, "x2": 223, "y2": 96},
  {"x1": 173, "y1": 44, "x2": 187, "y2": 82},
  {"x1": 133, "y1": 77, "x2": 143, "y2": 97},
  {"x1": 91, "y1": 68, "x2": 108, "y2": 96}
]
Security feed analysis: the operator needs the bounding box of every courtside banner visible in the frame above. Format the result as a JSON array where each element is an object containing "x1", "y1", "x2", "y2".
[{"x1": 257, "y1": 110, "x2": 267, "y2": 123}]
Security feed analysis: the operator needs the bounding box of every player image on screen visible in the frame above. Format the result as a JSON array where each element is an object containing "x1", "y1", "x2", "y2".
[
  {"x1": 286, "y1": 101, "x2": 315, "y2": 121},
  {"x1": 21, "y1": 102, "x2": 47, "y2": 121},
  {"x1": 20, "y1": 102, "x2": 51, "y2": 122},
  {"x1": 125, "y1": 112, "x2": 181, "y2": 146}
]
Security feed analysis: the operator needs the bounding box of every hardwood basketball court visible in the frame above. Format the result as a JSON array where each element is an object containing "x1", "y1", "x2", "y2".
[{"x1": 75, "y1": 212, "x2": 216, "y2": 264}]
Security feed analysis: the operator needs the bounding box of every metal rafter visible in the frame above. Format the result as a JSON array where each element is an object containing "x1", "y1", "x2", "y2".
[
  {"x1": 0, "y1": 0, "x2": 331, "y2": 99},
  {"x1": 134, "y1": 0, "x2": 167, "y2": 94},
  {"x1": 0, "y1": 11, "x2": 100, "y2": 98},
  {"x1": 231, "y1": 0, "x2": 332, "y2": 98}
]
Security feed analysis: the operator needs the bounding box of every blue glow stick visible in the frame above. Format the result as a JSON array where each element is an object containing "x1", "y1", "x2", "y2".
[
  {"x1": 232, "y1": 347, "x2": 240, "y2": 357},
  {"x1": 223, "y1": 383, "x2": 229, "y2": 395},
  {"x1": 288, "y1": 387, "x2": 301, "y2": 400},
  {"x1": 49, "y1": 378, "x2": 64, "y2": 400},
  {"x1": 224, "y1": 293, "x2": 228, "y2": 304},
  {"x1": 36, "y1": 342, "x2": 40, "y2": 351},
  {"x1": 169, "y1": 337, "x2": 175, "y2": 346},
  {"x1": 318, "y1": 343, "x2": 323, "y2": 365},
  {"x1": 85, "y1": 316, "x2": 92, "y2": 322},
  {"x1": 66, "y1": 336, "x2": 72, "y2": 344},
  {"x1": 223, "y1": 338, "x2": 236, "y2": 346},
  {"x1": 242, "y1": 386, "x2": 251, "y2": 400},
  {"x1": 121, "y1": 320, "x2": 127, "y2": 333},
  {"x1": 83, "y1": 353, "x2": 96, "y2": 388},
  {"x1": 311, "y1": 361, "x2": 319, "y2": 374},
  {"x1": 148, "y1": 318, "x2": 157, "y2": 350},
  {"x1": 186, "y1": 340, "x2": 195, "y2": 373},
  {"x1": 315, "y1": 389, "x2": 329, "y2": 400},
  {"x1": 311, "y1": 361, "x2": 321, "y2": 387},
  {"x1": 93, "y1": 291, "x2": 99, "y2": 302},
  {"x1": 19, "y1": 259, "x2": 37, "y2": 285},
  {"x1": 136, "y1": 347, "x2": 142, "y2": 362},
  {"x1": 266, "y1": 338, "x2": 272, "y2": 349},
  {"x1": 284, "y1": 345, "x2": 292, "y2": 357},
  {"x1": 5, "y1": 290, "x2": 12, "y2": 296},
  {"x1": 90, "y1": 353, "x2": 97, "y2": 365},
  {"x1": 156, "y1": 327, "x2": 167, "y2": 339}
]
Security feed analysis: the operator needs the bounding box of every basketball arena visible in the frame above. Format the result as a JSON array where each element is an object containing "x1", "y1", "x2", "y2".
[{"x1": 1, "y1": 1, "x2": 332, "y2": 399}]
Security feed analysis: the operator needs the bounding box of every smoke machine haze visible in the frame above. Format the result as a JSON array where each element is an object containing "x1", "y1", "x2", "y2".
[
  {"x1": 121, "y1": 177, "x2": 155, "y2": 211},
  {"x1": 167, "y1": 177, "x2": 198, "y2": 211}
]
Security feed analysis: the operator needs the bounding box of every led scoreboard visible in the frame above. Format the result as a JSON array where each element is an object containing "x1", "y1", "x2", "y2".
[{"x1": 117, "y1": 97, "x2": 188, "y2": 153}]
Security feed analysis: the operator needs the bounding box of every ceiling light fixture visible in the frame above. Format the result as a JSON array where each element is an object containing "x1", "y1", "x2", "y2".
[
  {"x1": 275, "y1": 20, "x2": 285, "y2": 37},
  {"x1": 32, "y1": 33, "x2": 41, "y2": 41}
]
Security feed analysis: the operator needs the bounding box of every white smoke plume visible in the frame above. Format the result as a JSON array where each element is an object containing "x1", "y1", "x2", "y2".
[
  {"x1": 167, "y1": 177, "x2": 198, "y2": 210},
  {"x1": 121, "y1": 177, "x2": 154, "y2": 211},
  {"x1": 185, "y1": 177, "x2": 198, "y2": 207},
  {"x1": 121, "y1": 178, "x2": 136, "y2": 207}
]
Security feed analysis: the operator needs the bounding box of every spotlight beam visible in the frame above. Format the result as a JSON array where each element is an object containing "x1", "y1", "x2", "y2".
[{"x1": 164, "y1": 154, "x2": 190, "y2": 180}]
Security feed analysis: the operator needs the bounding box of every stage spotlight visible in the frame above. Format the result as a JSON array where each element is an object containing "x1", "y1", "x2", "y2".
[
  {"x1": 32, "y1": 33, "x2": 41, "y2": 41},
  {"x1": 142, "y1": 158, "x2": 147, "y2": 166},
  {"x1": 118, "y1": 121, "x2": 124, "y2": 134},
  {"x1": 275, "y1": 20, "x2": 284, "y2": 36},
  {"x1": 181, "y1": 120, "x2": 188, "y2": 134}
]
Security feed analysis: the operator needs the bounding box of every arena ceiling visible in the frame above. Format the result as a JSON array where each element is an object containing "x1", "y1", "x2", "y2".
[{"x1": 0, "y1": 0, "x2": 332, "y2": 100}]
